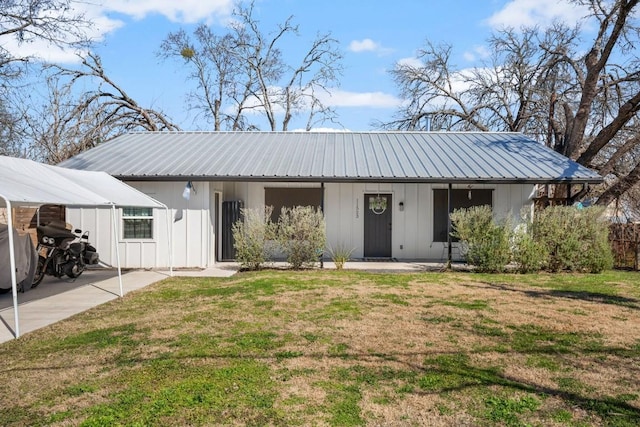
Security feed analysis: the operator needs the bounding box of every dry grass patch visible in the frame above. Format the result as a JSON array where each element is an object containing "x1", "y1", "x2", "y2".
[{"x1": 0, "y1": 269, "x2": 639, "y2": 426}]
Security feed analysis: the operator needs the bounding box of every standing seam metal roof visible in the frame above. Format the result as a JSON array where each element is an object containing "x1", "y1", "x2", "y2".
[{"x1": 58, "y1": 131, "x2": 603, "y2": 184}]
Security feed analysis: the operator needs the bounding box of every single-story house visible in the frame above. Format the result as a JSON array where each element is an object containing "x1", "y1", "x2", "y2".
[{"x1": 58, "y1": 131, "x2": 602, "y2": 268}]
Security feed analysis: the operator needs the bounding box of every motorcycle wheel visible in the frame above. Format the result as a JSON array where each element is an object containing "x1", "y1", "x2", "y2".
[
  {"x1": 67, "y1": 262, "x2": 84, "y2": 279},
  {"x1": 32, "y1": 256, "x2": 46, "y2": 287}
]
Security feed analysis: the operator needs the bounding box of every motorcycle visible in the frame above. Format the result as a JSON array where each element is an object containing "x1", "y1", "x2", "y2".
[{"x1": 32, "y1": 221, "x2": 100, "y2": 287}]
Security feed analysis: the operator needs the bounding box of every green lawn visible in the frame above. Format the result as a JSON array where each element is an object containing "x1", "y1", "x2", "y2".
[{"x1": 0, "y1": 269, "x2": 639, "y2": 426}]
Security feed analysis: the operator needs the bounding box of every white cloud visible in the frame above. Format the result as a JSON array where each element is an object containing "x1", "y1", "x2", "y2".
[
  {"x1": 486, "y1": 0, "x2": 588, "y2": 28},
  {"x1": 349, "y1": 38, "x2": 379, "y2": 52},
  {"x1": 463, "y1": 45, "x2": 490, "y2": 62},
  {"x1": 396, "y1": 56, "x2": 422, "y2": 68},
  {"x1": 234, "y1": 87, "x2": 401, "y2": 111},
  {"x1": 2, "y1": 39, "x2": 87, "y2": 64},
  {"x1": 320, "y1": 89, "x2": 401, "y2": 108},
  {"x1": 99, "y1": 0, "x2": 234, "y2": 23},
  {"x1": 348, "y1": 38, "x2": 393, "y2": 55},
  {"x1": 2, "y1": 1, "x2": 234, "y2": 64}
]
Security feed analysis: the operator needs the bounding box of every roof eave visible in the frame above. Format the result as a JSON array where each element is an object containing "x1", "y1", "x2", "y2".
[{"x1": 114, "y1": 174, "x2": 604, "y2": 185}]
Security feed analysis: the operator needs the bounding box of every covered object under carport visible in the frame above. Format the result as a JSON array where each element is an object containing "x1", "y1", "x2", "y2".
[{"x1": 0, "y1": 155, "x2": 171, "y2": 339}]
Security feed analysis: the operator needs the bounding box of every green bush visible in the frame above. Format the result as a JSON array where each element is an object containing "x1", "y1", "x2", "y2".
[
  {"x1": 277, "y1": 206, "x2": 326, "y2": 269},
  {"x1": 532, "y1": 206, "x2": 613, "y2": 273},
  {"x1": 232, "y1": 207, "x2": 276, "y2": 270},
  {"x1": 512, "y1": 225, "x2": 548, "y2": 273},
  {"x1": 450, "y1": 205, "x2": 512, "y2": 273},
  {"x1": 452, "y1": 204, "x2": 613, "y2": 274}
]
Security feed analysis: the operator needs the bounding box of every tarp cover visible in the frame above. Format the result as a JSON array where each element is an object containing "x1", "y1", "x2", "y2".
[
  {"x1": 0, "y1": 224, "x2": 37, "y2": 291},
  {"x1": 0, "y1": 156, "x2": 164, "y2": 208}
]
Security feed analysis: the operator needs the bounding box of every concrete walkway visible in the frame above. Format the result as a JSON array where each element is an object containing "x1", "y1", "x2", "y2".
[
  {"x1": 0, "y1": 260, "x2": 455, "y2": 343},
  {"x1": 0, "y1": 266, "x2": 238, "y2": 343}
]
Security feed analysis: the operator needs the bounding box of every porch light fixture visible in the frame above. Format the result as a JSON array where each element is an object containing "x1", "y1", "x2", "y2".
[
  {"x1": 369, "y1": 195, "x2": 387, "y2": 215},
  {"x1": 183, "y1": 181, "x2": 197, "y2": 200},
  {"x1": 398, "y1": 201, "x2": 404, "y2": 211}
]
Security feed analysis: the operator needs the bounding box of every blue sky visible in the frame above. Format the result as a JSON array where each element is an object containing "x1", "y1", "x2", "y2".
[{"x1": 19, "y1": 0, "x2": 589, "y2": 131}]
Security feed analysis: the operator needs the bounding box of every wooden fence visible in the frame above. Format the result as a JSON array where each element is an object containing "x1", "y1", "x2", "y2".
[
  {"x1": 609, "y1": 223, "x2": 640, "y2": 270},
  {"x1": 0, "y1": 205, "x2": 65, "y2": 245}
]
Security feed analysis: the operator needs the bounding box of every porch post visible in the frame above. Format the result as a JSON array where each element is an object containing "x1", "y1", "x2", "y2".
[
  {"x1": 320, "y1": 182, "x2": 325, "y2": 269},
  {"x1": 447, "y1": 183, "x2": 452, "y2": 268}
]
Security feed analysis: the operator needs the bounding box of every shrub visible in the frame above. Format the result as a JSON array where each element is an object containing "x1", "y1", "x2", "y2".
[
  {"x1": 532, "y1": 205, "x2": 580, "y2": 272},
  {"x1": 232, "y1": 207, "x2": 276, "y2": 270},
  {"x1": 532, "y1": 206, "x2": 613, "y2": 273},
  {"x1": 450, "y1": 205, "x2": 512, "y2": 273},
  {"x1": 450, "y1": 204, "x2": 613, "y2": 274},
  {"x1": 327, "y1": 243, "x2": 355, "y2": 270},
  {"x1": 277, "y1": 206, "x2": 326, "y2": 269},
  {"x1": 512, "y1": 224, "x2": 547, "y2": 273}
]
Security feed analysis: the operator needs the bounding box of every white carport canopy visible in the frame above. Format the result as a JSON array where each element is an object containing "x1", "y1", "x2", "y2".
[{"x1": 0, "y1": 155, "x2": 172, "y2": 339}]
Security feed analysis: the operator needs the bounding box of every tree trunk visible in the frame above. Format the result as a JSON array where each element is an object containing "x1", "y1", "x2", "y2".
[{"x1": 597, "y1": 160, "x2": 640, "y2": 206}]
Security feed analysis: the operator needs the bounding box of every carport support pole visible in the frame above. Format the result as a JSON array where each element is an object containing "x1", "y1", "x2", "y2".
[
  {"x1": 165, "y1": 206, "x2": 173, "y2": 276},
  {"x1": 111, "y1": 205, "x2": 123, "y2": 297},
  {"x1": 447, "y1": 183, "x2": 452, "y2": 269},
  {"x1": 2, "y1": 197, "x2": 20, "y2": 338}
]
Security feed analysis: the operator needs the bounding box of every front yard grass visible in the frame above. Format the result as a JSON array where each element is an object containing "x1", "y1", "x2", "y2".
[{"x1": 0, "y1": 269, "x2": 639, "y2": 426}]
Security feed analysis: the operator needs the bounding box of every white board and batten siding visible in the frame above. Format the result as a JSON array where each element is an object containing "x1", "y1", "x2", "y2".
[
  {"x1": 67, "y1": 180, "x2": 535, "y2": 268},
  {"x1": 324, "y1": 182, "x2": 535, "y2": 260},
  {"x1": 66, "y1": 181, "x2": 223, "y2": 269},
  {"x1": 224, "y1": 181, "x2": 535, "y2": 261}
]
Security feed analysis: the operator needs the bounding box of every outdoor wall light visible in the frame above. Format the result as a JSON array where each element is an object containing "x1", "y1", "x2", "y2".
[
  {"x1": 399, "y1": 201, "x2": 404, "y2": 211},
  {"x1": 183, "y1": 181, "x2": 197, "y2": 200}
]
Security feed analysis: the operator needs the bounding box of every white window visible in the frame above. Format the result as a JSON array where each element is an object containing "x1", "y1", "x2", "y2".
[{"x1": 122, "y1": 207, "x2": 153, "y2": 239}]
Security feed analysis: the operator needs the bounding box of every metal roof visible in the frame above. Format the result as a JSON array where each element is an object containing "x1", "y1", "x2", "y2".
[{"x1": 59, "y1": 131, "x2": 603, "y2": 184}]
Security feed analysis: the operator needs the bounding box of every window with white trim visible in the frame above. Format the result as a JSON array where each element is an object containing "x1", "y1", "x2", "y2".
[{"x1": 122, "y1": 207, "x2": 153, "y2": 239}]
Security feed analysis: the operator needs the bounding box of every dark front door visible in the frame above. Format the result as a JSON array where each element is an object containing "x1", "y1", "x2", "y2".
[{"x1": 364, "y1": 194, "x2": 392, "y2": 258}]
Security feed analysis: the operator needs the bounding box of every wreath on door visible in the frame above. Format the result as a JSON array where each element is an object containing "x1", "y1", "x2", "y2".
[{"x1": 369, "y1": 195, "x2": 387, "y2": 215}]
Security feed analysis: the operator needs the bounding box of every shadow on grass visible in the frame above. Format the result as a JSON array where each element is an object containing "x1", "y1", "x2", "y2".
[
  {"x1": 2, "y1": 342, "x2": 639, "y2": 426},
  {"x1": 477, "y1": 281, "x2": 640, "y2": 310},
  {"x1": 406, "y1": 352, "x2": 640, "y2": 425}
]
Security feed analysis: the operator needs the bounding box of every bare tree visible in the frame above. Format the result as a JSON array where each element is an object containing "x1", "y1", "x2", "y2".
[
  {"x1": 26, "y1": 53, "x2": 179, "y2": 163},
  {"x1": 159, "y1": 0, "x2": 343, "y2": 131},
  {"x1": 0, "y1": 98, "x2": 24, "y2": 156},
  {"x1": 0, "y1": 0, "x2": 94, "y2": 158},
  {"x1": 0, "y1": 0, "x2": 92, "y2": 75},
  {"x1": 231, "y1": 2, "x2": 343, "y2": 131},
  {"x1": 160, "y1": 27, "x2": 248, "y2": 130},
  {"x1": 381, "y1": 0, "x2": 640, "y2": 209}
]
